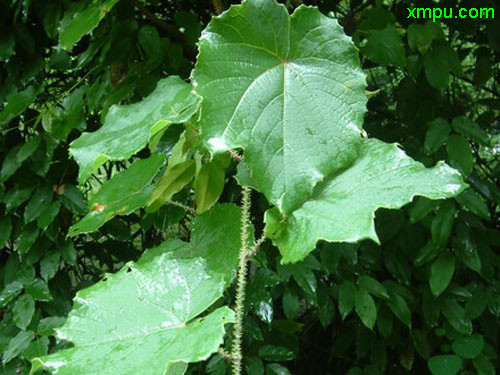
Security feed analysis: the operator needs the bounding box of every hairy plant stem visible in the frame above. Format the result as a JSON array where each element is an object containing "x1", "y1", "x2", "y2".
[{"x1": 231, "y1": 186, "x2": 252, "y2": 375}]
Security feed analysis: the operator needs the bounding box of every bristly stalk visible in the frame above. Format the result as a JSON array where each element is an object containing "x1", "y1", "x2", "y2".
[{"x1": 231, "y1": 186, "x2": 252, "y2": 375}]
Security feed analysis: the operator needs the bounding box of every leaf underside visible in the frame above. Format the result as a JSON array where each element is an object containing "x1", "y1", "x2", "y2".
[
  {"x1": 266, "y1": 139, "x2": 466, "y2": 263},
  {"x1": 33, "y1": 204, "x2": 241, "y2": 375}
]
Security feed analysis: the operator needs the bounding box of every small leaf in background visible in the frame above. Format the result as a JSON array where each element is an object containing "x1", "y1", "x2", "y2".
[
  {"x1": 138, "y1": 25, "x2": 164, "y2": 66},
  {"x1": 246, "y1": 357, "x2": 265, "y2": 375},
  {"x1": 455, "y1": 189, "x2": 490, "y2": 220},
  {"x1": 61, "y1": 242, "x2": 77, "y2": 266},
  {"x1": 424, "y1": 118, "x2": 450, "y2": 155},
  {"x1": 441, "y1": 298, "x2": 471, "y2": 335},
  {"x1": 411, "y1": 330, "x2": 430, "y2": 359},
  {"x1": 0, "y1": 217, "x2": 12, "y2": 249},
  {"x1": 194, "y1": 162, "x2": 225, "y2": 214},
  {"x1": 0, "y1": 29, "x2": 15, "y2": 62},
  {"x1": 446, "y1": 135, "x2": 473, "y2": 176},
  {"x1": 451, "y1": 116, "x2": 490, "y2": 146},
  {"x1": 24, "y1": 187, "x2": 53, "y2": 223},
  {"x1": 266, "y1": 363, "x2": 292, "y2": 375},
  {"x1": 16, "y1": 136, "x2": 41, "y2": 164},
  {"x1": 386, "y1": 293, "x2": 412, "y2": 328},
  {"x1": 23, "y1": 336, "x2": 49, "y2": 361},
  {"x1": 338, "y1": 281, "x2": 356, "y2": 319},
  {"x1": 452, "y1": 334, "x2": 484, "y2": 359},
  {"x1": 17, "y1": 225, "x2": 39, "y2": 255},
  {"x1": 206, "y1": 354, "x2": 227, "y2": 375},
  {"x1": 13, "y1": 294, "x2": 35, "y2": 330},
  {"x1": 40, "y1": 251, "x2": 60, "y2": 281},
  {"x1": 148, "y1": 159, "x2": 195, "y2": 212},
  {"x1": 376, "y1": 305, "x2": 393, "y2": 337},
  {"x1": 0, "y1": 86, "x2": 36, "y2": 128},
  {"x1": 282, "y1": 288, "x2": 299, "y2": 321},
  {"x1": 258, "y1": 345, "x2": 295, "y2": 362},
  {"x1": 25, "y1": 279, "x2": 52, "y2": 301},
  {"x1": 414, "y1": 241, "x2": 438, "y2": 267},
  {"x1": 409, "y1": 197, "x2": 438, "y2": 223},
  {"x1": 474, "y1": 47, "x2": 493, "y2": 87},
  {"x1": 358, "y1": 275, "x2": 389, "y2": 300},
  {"x1": 2, "y1": 330, "x2": 34, "y2": 365},
  {"x1": 317, "y1": 283, "x2": 335, "y2": 328},
  {"x1": 473, "y1": 355, "x2": 495, "y2": 375},
  {"x1": 408, "y1": 21, "x2": 438, "y2": 54},
  {"x1": 45, "y1": 87, "x2": 86, "y2": 140},
  {"x1": 174, "y1": 11, "x2": 202, "y2": 46},
  {"x1": 61, "y1": 185, "x2": 87, "y2": 214},
  {"x1": 424, "y1": 48, "x2": 450, "y2": 90},
  {"x1": 37, "y1": 317, "x2": 66, "y2": 336},
  {"x1": 69, "y1": 154, "x2": 165, "y2": 236},
  {"x1": 289, "y1": 263, "x2": 317, "y2": 298},
  {"x1": 0, "y1": 281, "x2": 23, "y2": 308},
  {"x1": 363, "y1": 25, "x2": 406, "y2": 67},
  {"x1": 430, "y1": 253, "x2": 455, "y2": 296},
  {"x1": 425, "y1": 44, "x2": 462, "y2": 90},
  {"x1": 454, "y1": 222, "x2": 481, "y2": 273},
  {"x1": 0, "y1": 145, "x2": 22, "y2": 182},
  {"x1": 59, "y1": 0, "x2": 121, "y2": 50},
  {"x1": 428, "y1": 355, "x2": 462, "y2": 375},
  {"x1": 465, "y1": 290, "x2": 489, "y2": 320},
  {"x1": 354, "y1": 288, "x2": 377, "y2": 329},
  {"x1": 37, "y1": 201, "x2": 61, "y2": 230},
  {"x1": 431, "y1": 200, "x2": 456, "y2": 247}
]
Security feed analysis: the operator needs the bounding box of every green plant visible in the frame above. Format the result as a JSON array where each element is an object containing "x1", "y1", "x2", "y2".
[{"x1": 1, "y1": 0, "x2": 499, "y2": 374}]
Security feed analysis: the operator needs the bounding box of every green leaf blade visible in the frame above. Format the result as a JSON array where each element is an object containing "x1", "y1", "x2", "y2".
[
  {"x1": 59, "y1": 0, "x2": 121, "y2": 50},
  {"x1": 269, "y1": 139, "x2": 466, "y2": 263},
  {"x1": 68, "y1": 154, "x2": 165, "y2": 236},
  {"x1": 430, "y1": 253, "x2": 455, "y2": 297},
  {"x1": 193, "y1": 0, "x2": 367, "y2": 214},
  {"x1": 70, "y1": 77, "x2": 201, "y2": 184},
  {"x1": 33, "y1": 204, "x2": 241, "y2": 375}
]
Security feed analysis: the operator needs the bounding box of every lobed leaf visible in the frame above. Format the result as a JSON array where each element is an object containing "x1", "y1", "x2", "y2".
[
  {"x1": 32, "y1": 204, "x2": 242, "y2": 375},
  {"x1": 193, "y1": 0, "x2": 367, "y2": 214},
  {"x1": 265, "y1": 139, "x2": 466, "y2": 263}
]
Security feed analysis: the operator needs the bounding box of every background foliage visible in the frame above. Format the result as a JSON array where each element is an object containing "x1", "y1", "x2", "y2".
[{"x1": 0, "y1": 0, "x2": 499, "y2": 374}]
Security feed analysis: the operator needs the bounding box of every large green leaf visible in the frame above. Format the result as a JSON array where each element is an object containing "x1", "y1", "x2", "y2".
[
  {"x1": 68, "y1": 154, "x2": 165, "y2": 236},
  {"x1": 70, "y1": 76, "x2": 201, "y2": 184},
  {"x1": 59, "y1": 0, "x2": 122, "y2": 50},
  {"x1": 193, "y1": 0, "x2": 367, "y2": 214},
  {"x1": 32, "y1": 204, "x2": 241, "y2": 375},
  {"x1": 265, "y1": 139, "x2": 466, "y2": 262}
]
